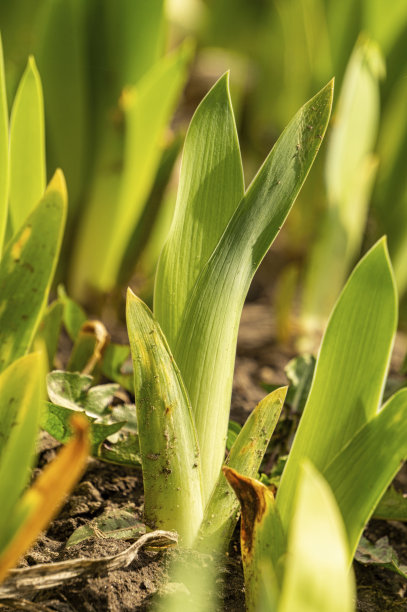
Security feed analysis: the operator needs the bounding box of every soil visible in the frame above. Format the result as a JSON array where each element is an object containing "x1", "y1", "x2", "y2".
[{"x1": 0, "y1": 299, "x2": 406, "y2": 611}]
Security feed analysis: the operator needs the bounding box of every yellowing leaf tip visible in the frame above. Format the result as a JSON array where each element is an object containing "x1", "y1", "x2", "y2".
[{"x1": 47, "y1": 169, "x2": 67, "y2": 201}]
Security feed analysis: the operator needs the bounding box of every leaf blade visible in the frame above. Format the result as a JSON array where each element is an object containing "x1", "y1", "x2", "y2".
[
  {"x1": 9, "y1": 56, "x2": 45, "y2": 232},
  {"x1": 277, "y1": 239, "x2": 397, "y2": 528},
  {"x1": 0, "y1": 170, "x2": 67, "y2": 373},
  {"x1": 175, "y1": 81, "x2": 334, "y2": 500},
  {"x1": 126, "y1": 289, "x2": 203, "y2": 546},
  {"x1": 154, "y1": 72, "x2": 245, "y2": 347},
  {"x1": 196, "y1": 387, "x2": 286, "y2": 551}
]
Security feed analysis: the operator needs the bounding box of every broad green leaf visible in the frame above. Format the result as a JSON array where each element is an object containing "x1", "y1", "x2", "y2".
[
  {"x1": 126, "y1": 289, "x2": 203, "y2": 546},
  {"x1": 70, "y1": 43, "x2": 191, "y2": 297},
  {"x1": 9, "y1": 56, "x2": 45, "y2": 233},
  {"x1": 47, "y1": 370, "x2": 93, "y2": 410},
  {"x1": 173, "y1": 81, "x2": 333, "y2": 501},
  {"x1": 0, "y1": 353, "x2": 44, "y2": 553},
  {"x1": 0, "y1": 170, "x2": 67, "y2": 373},
  {"x1": 0, "y1": 35, "x2": 8, "y2": 255},
  {"x1": 302, "y1": 36, "x2": 383, "y2": 329},
  {"x1": 223, "y1": 467, "x2": 285, "y2": 610},
  {"x1": 66, "y1": 509, "x2": 146, "y2": 548},
  {"x1": 196, "y1": 387, "x2": 286, "y2": 552},
  {"x1": 42, "y1": 402, "x2": 123, "y2": 456},
  {"x1": 47, "y1": 370, "x2": 119, "y2": 417},
  {"x1": 0, "y1": 414, "x2": 89, "y2": 582},
  {"x1": 277, "y1": 239, "x2": 397, "y2": 527},
  {"x1": 324, "y1": 388, "x2": 407, "y2": 559},
  {"x1": 154, "y1": 72, "x2": 244, "y2": 347},
  {"x1": 355, "y1": 536, "x2": 407, "y2": 580},
  {"x1": 278, "y1": 463, "x2": 355, "y2": 612}
]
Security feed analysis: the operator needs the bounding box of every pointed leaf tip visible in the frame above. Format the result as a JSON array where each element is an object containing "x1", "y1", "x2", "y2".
[
  {"x1": 27, "y1": 55, "x2": 39, "y2": 73},
  {"x1": 47, "y1": 169, "x2": 67, "y2": 199}
]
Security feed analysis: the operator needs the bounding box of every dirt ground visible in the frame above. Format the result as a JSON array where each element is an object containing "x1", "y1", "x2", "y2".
[{"x1": 0, "y1": 297, "x2": 406, "y2": 611}]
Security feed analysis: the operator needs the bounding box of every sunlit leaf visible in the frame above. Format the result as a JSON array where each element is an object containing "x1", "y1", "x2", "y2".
[
  {"x1": 0, "y1": 353, "x2": 44, "y2": 552},
  {"x1": 0, "y1": 170, "x2": 67, "y2": 373},
  {"x1": 278, "y1": 463, "x2": 355, "y2": 612},
  {"x1": 277, "y1": 239, "x2": 397, "y2": 529},
  {"x1": 170, "y1": 80, "x2": 333, "y2": 502},
  {"x1": 9, "y1": 56, "x2": 45, "y2": 233},
  {"x1": 324, "y1": 388, "x2": 407, "y2": 559},
  {"x1": 197, "y1": 387, "x2": 286, "y2": 552},
  {"x1": 126, "y1": 289, "x2": 203, "y2": 545}
]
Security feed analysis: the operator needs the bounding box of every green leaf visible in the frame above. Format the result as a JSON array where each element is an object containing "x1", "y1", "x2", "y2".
[
  {"x1": 196, "y1": 387, "x2": 286, "y2": 552},
  {"x1": 43, "y1": 402, "x2": 124, "y2": 456},
  {"x1": 126, "y1": 289, "x2": 203, "y2": 546},
  {"x1": 0, "y1": 35, "x2": 8, "y2": 255},
  {"x1": 0, "y1": 170, "x2": 67, "y2": 373},
  {"x1": 277, "y1": 239, "x2": 397, "y2": 528},
  {"x1": 66, "y1": 509, "x2": 146, "y2": 548},
  {"x1": 278, "y1": 462, "x2": 355, "y2": 612},
  {"x1": 154, "y1": 72, "x2": 244, "y2": 348},
  {"x1": 71, "y1": 42, "x2": 191, "y2": 297},
  {"x1": 9, "y1": 56, "x2": 45, "y2": 233},
  {"x1": 0, "y1": 353, "x2": 44, "y2": 553},
  {"x1": 324, "y1": 388, "x2": 407, "y2": 560},
  {"x1": 47, "y1": 370, "x2": 93, "y2": 410},
  {"x1": 172, "y1": 80, "x2": 333, "y2": 502},
  {"x1": 47, "y1": 370, "x2": 119, "y2": 417},
  {"x1": 355, "y1": 536, "x2": 407, "y2": 580}
]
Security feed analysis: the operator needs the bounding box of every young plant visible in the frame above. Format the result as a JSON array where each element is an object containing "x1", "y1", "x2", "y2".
[
  {"x1": 126, "y1": 74, "x2": 333, "y2": 546},
  {"x1": 225, "y1": 239, "x2": 407, "y2": 610}
]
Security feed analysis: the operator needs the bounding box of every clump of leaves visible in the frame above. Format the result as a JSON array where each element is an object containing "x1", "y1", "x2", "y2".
[
  {"x1": 125, "y1": 73, "x2": 333, "y2": 547},
  {"x1": 226, "y1": 239, "x2": 407, "y2": 610}
]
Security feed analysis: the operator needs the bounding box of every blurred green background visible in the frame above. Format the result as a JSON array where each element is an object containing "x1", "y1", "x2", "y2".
[{"x1": 1, "y1": 0, "x2": 407, "y2": 331}]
